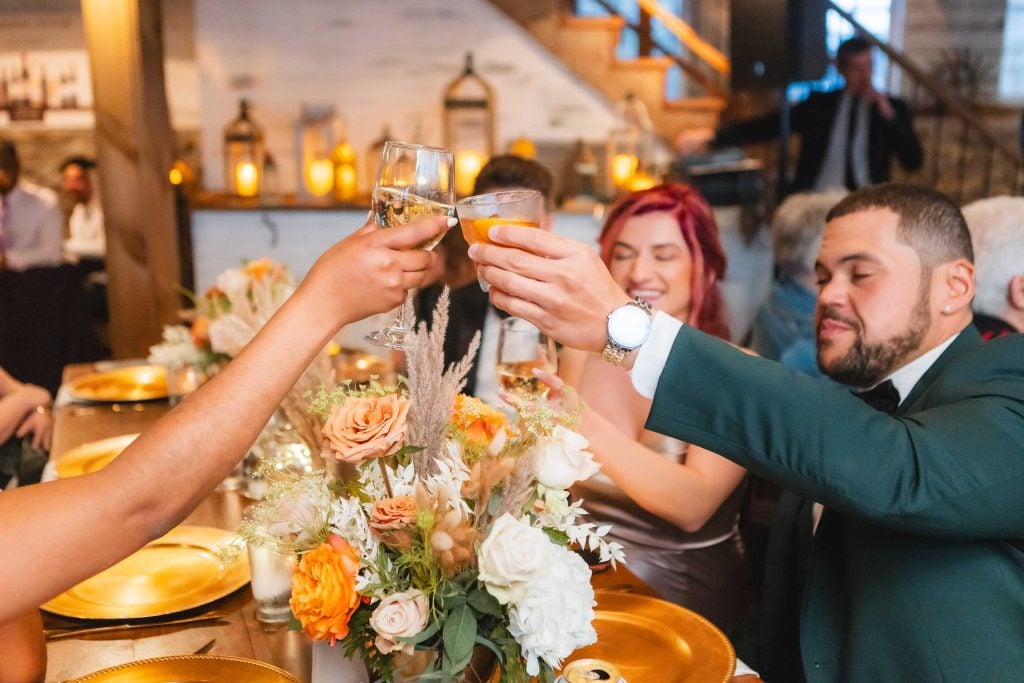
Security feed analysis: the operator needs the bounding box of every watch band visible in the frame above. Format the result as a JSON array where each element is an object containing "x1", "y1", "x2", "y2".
[{"x1": 601, "y1": 297, "x2": 654, "y2": 366}]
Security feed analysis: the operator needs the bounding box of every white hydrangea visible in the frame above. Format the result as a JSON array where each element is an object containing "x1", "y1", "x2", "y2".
[
  {"x1": 508, "y1": 542, "x2": 597, "y2": 675},
  {"x1": 147, "y1": 324, "x2": 203, "y2": 368}
]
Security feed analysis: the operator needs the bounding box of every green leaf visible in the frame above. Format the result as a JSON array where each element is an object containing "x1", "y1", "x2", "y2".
[
  {"x1": 542, "y1": 527, "x2": 570, "y2": 546},
  {"x1": 474, "y1": 634, "x2": 505, "y2": 664},
  {"x1": 467, "y1": 586, "x2": 503, "y2": 618},
  {"x1": 442, "y1": 604, "x2": 477, "y2": 672},
  {"x1": 396, "y1": 619, "x2": 440, "y2": 645}
]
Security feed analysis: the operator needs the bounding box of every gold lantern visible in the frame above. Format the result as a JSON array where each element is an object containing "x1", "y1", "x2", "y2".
[
  {"x1": 606, "y1": 92, "x2": 656, "y2": 196},
  {"x1": 223, "y1": 99, "x2": 265, "y2": 198},
  {"x1": 443, "y1": 52, "x2": 495, "y2": 196},
  {"x1": 296, "y1": 104, "x2": 337, "y2": 199},
  {"x1": 331, "y1": 138, "x2": 358, "y2": 202}
]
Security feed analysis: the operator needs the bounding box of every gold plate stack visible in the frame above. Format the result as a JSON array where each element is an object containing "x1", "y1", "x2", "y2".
[
  {"x1": 69, "y1": 365, "x2": 168, "y2": 402},
  {"x1": 560, "y1": 591, "x2": 736, "y2": 682},
  {"x1": 53, "y1": 434, "x2": 139, "y2": 478},
  {"x1": 68, "y1": 654, "x2": 300, "y2": 682},
  {"x1": 43, "y1": 526, "x2": 249, "y2": 620}
]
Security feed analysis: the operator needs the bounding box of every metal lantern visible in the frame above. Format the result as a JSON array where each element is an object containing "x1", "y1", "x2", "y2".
[
  {"x1": 443, "y1": 52, "x2": 495, "y2": 196},
  {"x1": 606, "y1": 92, "x2": 655, "y2": 196},
  {"x1": 296, "y1": 104, "x2": 337, "y2": 198},
  {"x1": 223, "y1": 99, "x2": 265, "y2": 198}
]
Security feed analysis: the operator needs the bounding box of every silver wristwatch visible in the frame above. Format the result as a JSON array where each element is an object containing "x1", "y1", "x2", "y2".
[{"x1": 601, "y1": 297, "x2": 654, "y2": 366}]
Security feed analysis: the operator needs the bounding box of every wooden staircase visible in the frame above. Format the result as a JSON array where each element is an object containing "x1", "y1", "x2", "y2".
[{"x1": 487, "y1": 0, "x2": 725, "y2": 144}]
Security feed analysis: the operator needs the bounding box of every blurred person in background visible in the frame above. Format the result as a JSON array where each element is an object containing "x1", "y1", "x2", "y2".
[
  {"x1": 0, "y1": 140, "x2": 62, "y2": 272},
  {"x1": 750, "y1": 191, "x2": 847, "y2": 377},
  {"x1": 556, "y1": 183, "x2": 751, "y2": 636},
  {"x1": 417, "y1": 154, "x2": 553, "y2": 406},
  {"x1": 962, "y1": 196, "x2": 1024, "y2": 338},
  {"x1": 60, "y1": 156, "x2": 105, "y2": 264}
]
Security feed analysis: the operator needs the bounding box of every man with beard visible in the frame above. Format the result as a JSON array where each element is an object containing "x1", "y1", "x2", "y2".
[{"x1": 469, "y1": 183, "x2": 1024, "y2": 680}]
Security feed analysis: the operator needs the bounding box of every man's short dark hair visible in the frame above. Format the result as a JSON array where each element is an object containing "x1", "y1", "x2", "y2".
[
  {"x1": 60, "y1": 156, "x2": 96, "y2": 173},
  {"x1": 826, "y1": 183, "x2": 974, "y2": 268},
  {"x1": 836, "y1": 36, "x2": 872, "y2": 65},
  {"x1": 0, "y1": 139, "x2": 19, "y2": 176},
  {"x1": 472, "y1": 155, "x2": 553, "y2": 206}
]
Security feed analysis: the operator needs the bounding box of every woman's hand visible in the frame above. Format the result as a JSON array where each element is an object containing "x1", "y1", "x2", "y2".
[{"x1": 16, "y1": 408, "x2": 52, "y2": 451}]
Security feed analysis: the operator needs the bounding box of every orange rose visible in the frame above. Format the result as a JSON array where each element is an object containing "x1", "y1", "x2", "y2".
[
  {"x1": 290, "y1": 535, "x2": 362, "y2": 644},
  {"x1": 322, "y1": 394, "x2": 410, "y2": 465},
  {"x1": 369, "y1": 496, "x2": 418, "y2": 550},
  {"x1": 244, "y1": 257, "x2": 284, "y2": 282},
  {"x1": 453, "y1": 394, "x2": 506, "y2": 449},
  {"x1": 191, "y1": 315, "x2": 211, "y2": 348}
]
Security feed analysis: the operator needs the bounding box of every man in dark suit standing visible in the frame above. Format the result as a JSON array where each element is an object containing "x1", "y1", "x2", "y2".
[
  {"x1": 715, "y1": 37, "x2": 923, "y2": 193},
  {"x1": 470, "y1": 183, "x2": 1024, "y2": 680}
]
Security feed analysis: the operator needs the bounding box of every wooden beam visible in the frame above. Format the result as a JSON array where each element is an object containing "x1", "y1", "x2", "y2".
[{"x1": 80, "y1": 0, "x2": 181, "y2": 358}]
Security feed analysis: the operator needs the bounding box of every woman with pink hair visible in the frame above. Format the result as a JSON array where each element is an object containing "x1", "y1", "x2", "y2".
[{"x1": 560, "y1": 183, "x2": 750, "y2": 634}]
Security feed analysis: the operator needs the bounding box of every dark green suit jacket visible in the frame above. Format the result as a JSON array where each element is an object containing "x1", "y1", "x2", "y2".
[{"x1": 646, "y1": 325, "x2": 1024, "y2": 681}]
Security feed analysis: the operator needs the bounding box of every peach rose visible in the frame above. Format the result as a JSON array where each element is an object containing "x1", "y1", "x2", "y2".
[
  {"x1": 452, "y1": 394, "x2": 507, "y2": 450},
  {"x1": 244, "y1": 257, "x2": 285, "y2": 282},
  {"x1": 369, "y1": 496, "x2": 418, "y2": 550},
  {"x1": 369, "y1": 589, "x2": 429, "y2": 655},
  {"x1": 321, "y1": 394, "x2": 410, "y2": 465},
  {"x1": 290, "y1": 535, "x2": 362, "y2": 644}
]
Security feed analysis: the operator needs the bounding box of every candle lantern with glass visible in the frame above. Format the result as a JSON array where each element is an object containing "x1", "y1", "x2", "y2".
[
  {"x1": 296, "y1": 104, "x2": 338, "y2": 199},
  {"x1": 223, "y1": 98, "x2": 265, "y2": 198},
  {"x1": 443, "y1": 52, "x2": 495, "y2": 197},
  {"x1": 606, "y1": 92, "x2": 656, "y2": 197}
]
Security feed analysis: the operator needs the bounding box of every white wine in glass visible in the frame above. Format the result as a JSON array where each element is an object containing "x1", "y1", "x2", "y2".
[
  {"x1": 365, "y1": 141, "x2": 455, "y2": 349},
  {"x1": 496, "y1": 317, "x2": 558, "y2": 399}
]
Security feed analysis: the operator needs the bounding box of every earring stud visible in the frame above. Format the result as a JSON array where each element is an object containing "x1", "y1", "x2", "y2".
[{"x1": 943, "y1": 305, "x2": 951, "y2": 313}]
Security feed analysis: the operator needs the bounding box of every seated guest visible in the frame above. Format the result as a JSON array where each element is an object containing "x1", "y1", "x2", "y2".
[
  {"x1": 558, "y1": 184, "x2": 750, "y2": 635},
  {"x1": 60, "y1": 156, "x2": 106, "y2": 263},
  {"x1": 749, "y1": 191, "x2": 846, "y2": 378},
  {"x1": 0, "y1": 211, "x2": 447, "y2": 683},
  {"x1": 962, "y1": 196, "x2": 1024, "y2": 337},
  {"x1": 417, "y1": 154, "x2": 553, "y2": 406},
  {"x1": 0, "y1": 366, "x2": 52, "y2": 491},
  {"x1": 0, "y1": 140, "x2": 63, "y2": 272}
]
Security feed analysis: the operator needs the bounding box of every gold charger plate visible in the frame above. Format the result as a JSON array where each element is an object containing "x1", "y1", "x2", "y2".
[
  {"x1": 54, "y1": 433, "x2": 139, "y2": 478},
  {"x1": 69, "y1": 365, "x2": 168, "y2": 402},
  {"x1": 68, "y1": 654, "x2": 299, "y2": 682},
  {"x1": 43, "y1": 526, "x2": 249, "y2": 620},
  {"x1": 560, "y1": 591, "x2": 736, "y2": 682}
]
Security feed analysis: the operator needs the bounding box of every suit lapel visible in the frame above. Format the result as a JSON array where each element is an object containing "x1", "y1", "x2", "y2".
[{"x1": 897, "y1": 326, "x2": 982, "y2": 416}]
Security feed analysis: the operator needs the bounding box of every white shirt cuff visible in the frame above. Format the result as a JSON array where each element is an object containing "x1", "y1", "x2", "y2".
[{"x1": 629, "y1": 311, "x2": 682, "y2": 399}]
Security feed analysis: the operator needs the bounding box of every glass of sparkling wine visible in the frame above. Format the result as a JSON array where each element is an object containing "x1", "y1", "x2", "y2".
[
  {"x1": 366, "y1": 141, "x2": 455, "y2": 349},
  {"x1": 496, "y1": 316, "x2": 558, "y2": 399},
  {"x1": 455, "y1": 189, "x2": 544, "y2": 292}
]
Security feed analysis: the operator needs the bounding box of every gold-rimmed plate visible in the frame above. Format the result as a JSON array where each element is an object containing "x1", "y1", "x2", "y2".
[
  {"x1": 69, "y1": 365, "x2": 168, "y2": 402},
  {"x1": 560, "y1": 591, "x2": 736, "y2": 682},
  {"x1": 53, "y1": 433, "x2": 139, "y2": 478},
  {"x1": 43, "y1": 526, "x2": 249, "y2": 620},
  {"x1": 68, "y1": 654, "x2": 299, "y2": 682}
]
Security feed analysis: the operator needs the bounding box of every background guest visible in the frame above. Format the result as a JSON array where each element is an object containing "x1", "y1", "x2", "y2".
[
  {"x1": 557, "y1": 183, "x2": 750, "y2": 635},
  {"x1": 962, "y1": 196, "x2": 1024, "y2": 337},
  {"x1": 417, "y1": 154, "x2": 553, "y2": 406},
  {"x1": 749, "y1": 191, "x2": 846, "y2": 377},
  {"x1": 0, "y1": 140, "x2": 63, "y2": 272},
  {"x1": 60, "y1": 156, "x2": 106, "y2": 264}
]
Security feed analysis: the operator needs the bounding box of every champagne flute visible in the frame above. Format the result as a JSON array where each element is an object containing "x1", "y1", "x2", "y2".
[
  {"x1": 365, "y1": 141, "x2": 455, "y2": 348},
  {"x1": 456, "y1": 189, "x2": 544, "y2": 292},
  {"x1": 496, "y1": 317, "x2": 558, "y2": 399}
]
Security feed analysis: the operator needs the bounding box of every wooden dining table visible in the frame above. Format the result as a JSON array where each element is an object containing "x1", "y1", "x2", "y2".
[{"x1": 42, "y1": 362, "x2": 757, "y2": 682}]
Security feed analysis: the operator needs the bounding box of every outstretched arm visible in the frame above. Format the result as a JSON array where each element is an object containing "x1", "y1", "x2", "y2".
[{"x1": 0, "y1": 216, "x2": 451, "y2": 622}]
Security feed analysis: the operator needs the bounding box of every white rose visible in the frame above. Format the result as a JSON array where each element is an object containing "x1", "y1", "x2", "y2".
[
  {"x1": 531, "y1": 426, "x2": 601, "y2": 490},
  {"x1": 477, "y1": 514, "x2": 550, "y2": 605},
  {"x1": 509, "y1": 543, "x2": 597, "y2": 676},
  {"x1": 369, "y1": 589, "x2": 429, "y2": 655},
  {"x1": 208, "y1": 313, "x2": 256, "y2": 357},
  {"x1": 216, "y1": 267, "x2": 249, "y2": 302}
]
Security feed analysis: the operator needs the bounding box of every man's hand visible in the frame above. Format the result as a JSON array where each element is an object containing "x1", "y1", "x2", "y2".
[
  {"x1": 468, "y1": 226, "x2": 631, "y2": 353},
  {"x1": 302, "y1": 215, "x2": 453, "y2": 326},
  {"x1": 864, "y1": 86, "x2": 896, "y2": 121}
]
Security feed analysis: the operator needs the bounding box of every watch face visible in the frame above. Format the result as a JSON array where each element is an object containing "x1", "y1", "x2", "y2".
[{"x1": 609, "y1": 304, "x2": 652, "y2": 348}]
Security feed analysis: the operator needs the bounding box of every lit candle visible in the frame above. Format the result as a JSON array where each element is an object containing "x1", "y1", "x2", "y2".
[
  {"x1": 235, "y1": 162, "x2": 259, "y2": 197},
  {"x1": 335, "y1": 164, "x2": 357, "y2": 201},
  {"x1": 628, "y1": 170, "x2": 656, "y2": 191},
  {"x1": 455, "y1": 149, "x2": 485, "y2": 196},
  {"x1": 306, "y1": 158, "x2": 334, "y2": 197},
  {"x1": 611, "y1": 153, "x2": 639, "y2": 188}
]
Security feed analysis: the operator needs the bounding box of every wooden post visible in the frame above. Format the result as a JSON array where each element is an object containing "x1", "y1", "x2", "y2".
[{"x1": 80, "y1": 0, "x2": 181, "y2": 358}]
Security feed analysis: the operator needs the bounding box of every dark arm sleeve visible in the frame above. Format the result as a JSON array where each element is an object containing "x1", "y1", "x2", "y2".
[
  {"x1": 882, "y1": 98, "x2": 924, "y2": 172},
  {"x1": 645, "y1": 326, "x2": 1024, "y2": 539}
]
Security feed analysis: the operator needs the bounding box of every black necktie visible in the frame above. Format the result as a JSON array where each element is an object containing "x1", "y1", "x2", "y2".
[
  {"x1": 855, "y1": 379, "x2": 900, "y2": 414},
  {"x1": 844, "y1": 98, "x2": 860, "y2": 190}
]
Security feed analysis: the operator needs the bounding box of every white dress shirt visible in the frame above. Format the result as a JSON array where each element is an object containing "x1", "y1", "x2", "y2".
[
  {"x1": 0, "y1": 181, "x2": 64, "y2": 271},
  {"x1": 65, "y1": 195, "x2": 106, "y2": 260},
  {"x1": 814, "y1": 92, "x2": 870, "y2": 192},
  {"x1": 474, "y1": 306, "x2": 503, "y2": 408}
]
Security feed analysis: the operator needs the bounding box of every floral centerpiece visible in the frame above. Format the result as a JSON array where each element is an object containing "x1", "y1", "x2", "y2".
[{"x1": 239, "y1": 291, "x2": 624, "y2": 682}]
